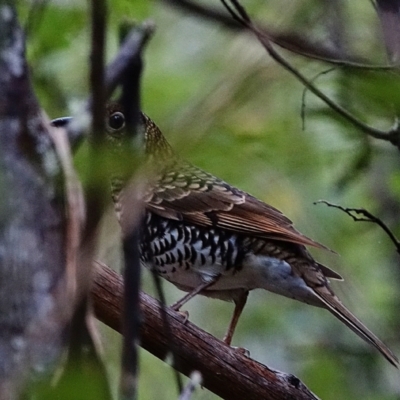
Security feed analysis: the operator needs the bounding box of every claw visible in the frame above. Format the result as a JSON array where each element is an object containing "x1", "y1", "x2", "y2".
[
  {"x1": 176, "y1": 310, "x2": 189, "y2": 324},
  {"x1": 231, "y1": 346, "x2": 250, "y2": 357}
]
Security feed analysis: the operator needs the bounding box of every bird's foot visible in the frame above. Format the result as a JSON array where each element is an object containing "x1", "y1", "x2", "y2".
[
  {"x1": 230, "y1": 346, "x2": 250, "y2": 357},
  {"x1": 176, "y1": 310, "x2": 189, "y2": 324},
  {"x1": 223, "y1": 333, "x2": 250, "y2": 357},
  {"x1": 169, "y1": 299, "x2": 189, "y2": 322}
]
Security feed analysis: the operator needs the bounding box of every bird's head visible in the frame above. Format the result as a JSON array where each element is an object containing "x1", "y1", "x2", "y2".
[
  {"x1": 51, "y1": 102, "x2": 174, "y2": 162},
  {"x1": 103, "y1": 103, "x2": 174, "y2": 164}
]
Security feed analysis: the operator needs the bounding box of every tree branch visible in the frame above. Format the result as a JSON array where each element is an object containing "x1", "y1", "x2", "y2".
[
  {"x1": 315, "y1": 200, "x2": 400, "y2": 255},
  {"x1": 165, "y1": 0, "x2": 397, "y2": 69},
  {"x1": 219, "y1": 0, "x2": 400, "y2": 149},
  {"x1": 105, "y1": 21, "x2": 154, "y2": 99},
  {"x1": 92, "y1": 262, "x2": 320, "y2": 400},
  {"x1": 60, "y1": 22, "x2": 154, "y2": 151},
  {"x1": 117, "y1": 20, "x2": 146, "y2": 400}
]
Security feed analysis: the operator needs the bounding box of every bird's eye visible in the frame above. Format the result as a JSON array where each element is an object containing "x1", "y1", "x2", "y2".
[{"x1": 108, "y1": 111, "x2": 125, "y2": 132}]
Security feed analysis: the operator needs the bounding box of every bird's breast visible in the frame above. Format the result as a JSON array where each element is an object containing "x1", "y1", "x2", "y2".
[
  {"x1": 140, "y1": 212, "x2": 255, "y2": 288},
  {"x1": 140, "y1": 211, "x2": 322, "y2": 307}
]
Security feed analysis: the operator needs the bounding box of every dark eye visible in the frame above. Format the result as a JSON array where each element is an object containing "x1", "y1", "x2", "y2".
[{"x1": 108, "y1": 111, "x2": 125, "y2": 131}]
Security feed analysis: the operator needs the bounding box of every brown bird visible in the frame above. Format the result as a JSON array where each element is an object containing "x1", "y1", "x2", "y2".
[{"x1": 53, "y1": 105, "x2": 399, "y2": 367}]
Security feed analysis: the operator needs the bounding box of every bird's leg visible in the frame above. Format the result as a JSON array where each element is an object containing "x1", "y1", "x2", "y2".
[
  {"x1": 222, "y1": 290, "x2": 249, "y2": 346},
  {"x1": 171, "y1": 275, "x2": 221, "y2": 311}
]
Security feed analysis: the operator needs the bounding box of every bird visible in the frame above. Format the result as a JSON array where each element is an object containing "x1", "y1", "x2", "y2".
[{"x1": 52, "y1": 104, "x2": 399, "y2": 367}]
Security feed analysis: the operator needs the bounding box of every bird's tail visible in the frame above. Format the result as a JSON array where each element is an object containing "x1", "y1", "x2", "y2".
[{"x1": 313, "y1": 286, "x2": 399, "y2": 367}]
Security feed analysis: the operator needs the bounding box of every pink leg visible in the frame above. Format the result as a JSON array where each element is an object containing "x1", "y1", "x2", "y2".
[
  {"x1": 223, "y1": 291, "x2": 249, "y2": 346},
  {"x1": 171, "y1": 275, "x2": 221, "y2": 311}
]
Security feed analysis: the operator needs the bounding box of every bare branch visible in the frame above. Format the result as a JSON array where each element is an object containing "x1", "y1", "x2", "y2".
[
  {"x1": 90, "y1": 0, "x2": 107, "y2": 145},
  {"x1": 92, "y1": 262, "x2": 320, "y2": 400},
  {"x1": 59, "y1": 22, "x2": 154, "y2": 151},
  {"x1": 314, "y1": 200, "x2": 400, "y2": 255},
  {"x1": 105, "y1": 21, "x2": 155, "y2": 99},
  {"x1": 84, "y1": 0, "x2": 108, "y2": 239},
  {"x1": 301, "y1": 67, "x2": 337, "y2": 131},
  {"x1": 149, "y1": 269, "x2": 184, "y2": 393},
  {"x1": 119, "y1": 98, "x2": 142, "y2": 400},
  {"x1": 165, "y1": 0, "x2": 398, "y2": 69},
  {"x1": 51, "y1": 20, "x2": 156, "y2": 398},
  {"x1": 219, "y1": 0, "x2": 400, "y2": 149}
]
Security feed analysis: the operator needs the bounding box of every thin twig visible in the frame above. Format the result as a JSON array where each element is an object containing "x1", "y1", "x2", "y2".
[
  {"x1": 314, "y1": 200, "x2": 400, "y2": 255},
  {"x1": 85, "y1": 0, "x2": 108, "y2": 239},
  {"x1": 90, "y1": 0, "x2": 106, "y2": 145},
  {"x1": 165, "y1": 0, "x2": 399, "y2": 69},
  {"x1": 301, "y1": 67, "x2": 337, "y2": 131},
  {"x1": 112, "y1": 23, "x2": 183, "y2": 393},
  {"x1": 55, "y1": 22, "x2": 155, "y2": 151},
  {"x1": 219, "y1": 0, "x2": 400, "y2": 148},
  {"x1": 118, "y1": 23, "x2": 145, "y2": 400},
  {"x1": 105, "y1": 21, "x2": 155, "y2": 99},
  {"x1": 150, "y1": 271, "x2": 184, "y2": 393},
  {"x1": 51, "y1": 21, "x2": 155, "y2": 398},
  {"x1": 120, "y1": 229, "x2": 142, "y2": 400}
]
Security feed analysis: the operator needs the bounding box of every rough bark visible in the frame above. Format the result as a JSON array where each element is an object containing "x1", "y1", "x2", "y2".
[
  {"x1": 92, "y1": 262, "x2": 320, "y2": 400},
  {"x1": 0, "y1": 2, "x2": 68, "y2": 398}
]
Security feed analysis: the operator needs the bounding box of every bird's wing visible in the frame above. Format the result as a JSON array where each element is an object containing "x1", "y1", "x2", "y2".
[{"x1": 145, "y1": 161, "x2": 328, "y2": 250}]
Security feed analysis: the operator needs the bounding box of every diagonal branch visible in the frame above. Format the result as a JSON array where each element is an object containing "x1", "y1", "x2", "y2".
[
  {"x1": 218, "y1": 0, "x2": 400, "y2": 149},
  {"x1": 92, "y1": 262, "x2": 320, "y2": 400},
  {"x1": 165, "y1": 0, "x2": 398, "y2": 69},
  {"x1": 315, "y1": 200, "x2": 400, "y2": 255}
]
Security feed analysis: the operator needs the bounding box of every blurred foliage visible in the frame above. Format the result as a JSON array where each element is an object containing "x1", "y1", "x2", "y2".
[{"x1": 17, "y1": 0, "x2": 400, "y2": 398}]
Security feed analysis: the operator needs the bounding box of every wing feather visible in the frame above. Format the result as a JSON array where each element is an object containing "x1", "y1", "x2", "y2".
[{"x1": 145, "y1": 162, "x2": 329, "y2": 250}]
